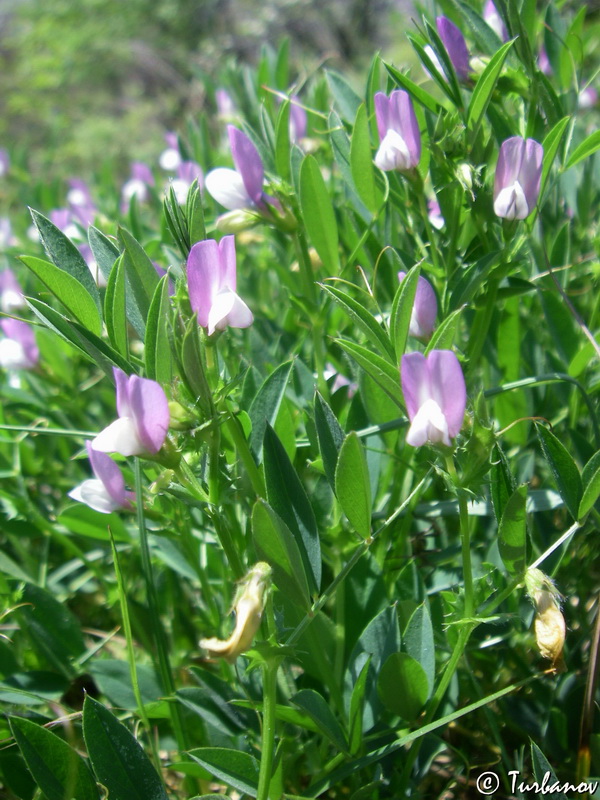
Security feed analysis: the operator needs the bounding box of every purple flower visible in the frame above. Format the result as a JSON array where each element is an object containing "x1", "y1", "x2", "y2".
[
  {"x1": 92, "y1": 368, "x2": 170, "y2": 457},
  {"x1": 401, "y1": 350, "x2": 466, "y2": 447},
  {"x1": 121, "y1": 162, "x2": 155, "y2": 208},
  {"x1": 579, "y1": 87, "x2": 598, "y2": 110},
  {"x1": 0, "y1": 269, "x2": 24, "y2": 312},
  {"x1": 67, "y1": 179, "x2": 96, "y2": 226},
  {"x1": 538, "y1": 47, "x2": 552, "y2": 76},
  {"x1": 205, "y1": 126, "x2": 267, "y2": 211},
  {"x1": 0, "y1": 319, "x2": 39, "y2": 370},
  {"x1": 0, "y1": 149, "x2": 9, "y2": 177},
  {"x1": 50, "y1": 208, "x2": 79, "y2": 239},
  {"x1": 428, "y1": 198, "x2": 445, "y2": 230},
  {"x1": 494, "y1": 137, "x2": 543, "y2": 220},
  {"x1": 483, "y1": 0, "x2": 509, "y2": 41},
  {"x1": 187, "y1": 236, "x2": 253, "y2": 336},
  {"x1": 398, "y1": 271, "x2": 437, "y2": 339},
  {"x1": 69, "y1": 442, "x2": 134, "y2": 513},
  {"x1": 159, "y1": 132, "x2": 182, "y2": 171},
  {"x1": 374, "y1": 90, "x2": 421, "y2": 172},
  {"x1": 289, "y1": 97, "x2": 308, "y2": 143},
  {"x1": 436, "y1": 16, "x2": 471, "y2": 81},
  {"x1": 216, "y1": 88, "x2": 236, "y2": 119},
  {"x1": 169, "y1": 160, "x2": 204, "y2": 204}
]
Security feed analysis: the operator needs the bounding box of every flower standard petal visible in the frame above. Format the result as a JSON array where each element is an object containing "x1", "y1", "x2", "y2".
[
  {"x1": 401, "y1": 352, "x2": 431, "y2": 421},
  {"x1": 114, "y1": 367, "x2": 133, "y2": 419},
  {"x1": 494, "y1": 137, "x2": 525, "y2": 198},
  {"x1": 519, "y1": 138, "x2": 543, "y2": 212},
  {"x1": 128, "y1": 375, "x2": 170, "y2": 454},
  {"x1": 219, "y1": 235, "x2": 237, "y2": 292},
  {"x1": 228, "y1": 126, "x2": 264, "y2": 204},
  {"x1": 390, "y1": 90, "x2": 421, "y2": 168},
  {"x1": 436, "y1": 16, "x2": 470, "y2": 81},
  {"x1": 205, "y1": 168, "x2": 251, "y2": 210},
  {"x1": 187, "y1": 239, "x2": 222, "y2": 327},
  {"x1": 427, "y1": 350, "x2": 466, "y2": 438},
  {"x1": 374, "y1": 92, "x2": 391, "y2": 142}
]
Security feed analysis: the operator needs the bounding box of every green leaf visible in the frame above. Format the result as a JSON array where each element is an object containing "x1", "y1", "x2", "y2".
[
  {"x1": 425, "y1": 307, "x2": 463, "y2": 354},
  {"x1": 350, "y1": 104, "x2": 382, "y2": 214},
  {"x1": 88, "y1": 660, "x2": 163, "y2": 711},
  {"x1": 348, "y1": 657, "x2": 371, "y2": 755},
  {"x1": 328, "y1": 110, "x2": 371, "y2": 218},
  {"x1": 448, "y1": 0, "x2": 504, "y2": 56},
  {"x1": 390, "y1": 264, "x2": 420, "y2": 360},
  {"x1": 275, "y1": 100, "x2": 292, "y2": 183},
  {"x1": 263, "y1": 424, "x2": 321, "y2": 592},
  {"x1": 377, "y1": 652, "x2": 429, "y2": 720},
  {"x1": 336, "y1": 339, "x2": 403, "y2": 408},
  {"x1": 82, "y1": 696, "x2": 168, "y2": 800},
  {"x1": 404, "y1": 604, "x2": 434, "y2": 696},
  {"x1": 252, "y1": 499, "x2": 311, "y2": 611},
  {"x1": 30, "y1": 208, "x2": 101, "y2": 311},
  {"x1": 249, "y1": 360, "x2": 294, "y2": 463},
  {"x1": 104, "y1": 255, "x2": 128, "y2": 357},
  {"x1": 384, "y1": 62, "x2": 442, "y2": 114},
  {"x1": 540, "y1": 116, "x2": 570, "y2": 199},
  {"x1": 325, "y1": 71, "x2": 362, "y2": 123},
  {"x1": 321, "y1": 283, "x2": 395, "y2": 362},
  {"x1": 188, "y1": 748, "x2": 260, "y2": 797},
  {"x1": 565, "y1": 129, "x2": 600, "y2": 171},
  {"x1": 10, "y1": 716, "x2": 100, "y2": 800},
  {"x1": 299, "y1": 154, "x2": 339, "y2": 274},
  {"x1": 498, "y1": 484, "x2": 527, "y2": 575},
  {"x1": 535, "y1": 423, "x2": 582, "y2": 519},
  {"x1": 314, "y1": 391, "x2": 345, "y2": 490},
  {"x1": 145, "y1": 275, "x2": 173, "y2": 384},
  {"x1": 186, "y1": 182, "x2": 206, "y2": 245},
  {"x1": 179, "y1": 318, "x2": 212, "y2": 416},
  {"x1": 20, "y1": 256, "x2": 102, "y2": 336},
  {"x1": 118, "y1": 227, "x2": 160, "y2": 339},
  {"x1": 490, "y1": 443, "x2": 517, "y2": 523},
  {"x1": 579, "y1": 451, "x2": 600, "y2": 519},
  {"x1": 467, "y1": 40, "x2": 515, "y2": 144},
  {"x1": 292, "y1": 689, "x2": 348, "y2": 752},
  {"x1": 531, "y1": 742, "x2": 568, "y2": 800},
  {"x1": 88, "y1": 226, "x2": 119, "y2": 283},
  {"x1": 335, "y1": 432, "x2": 372, "y2": 539}
]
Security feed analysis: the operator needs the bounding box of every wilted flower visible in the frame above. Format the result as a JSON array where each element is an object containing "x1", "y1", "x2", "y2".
[
  {"x1": 187, "y1": 235, "x2": 253, "y2": 336},
  {"x1": 374, "y1": 90, "x2": 421, "y2": 172},
  {"x1": 401, "y1": 350, "x2": 466, "y2": 447},
  {"x1": 398, "y1": 271, "x2": 437, "y2": 339},
  {"x1": 159, "y1": 132, "x2": 182, "y2": 172},
  {"x1": 68, "y1": 442, "x2": 134, "y2": 514},
  {"x1": 525, "y1": 568, "x2": 566, "y2": 673},
  {"x1": 493, "y1": 137, "x2": 543, "y2": 220},
  {"x1": 0, "y1": 269, "x2": 24, "y2": 312},
  {"x1": 92, "y1": 367, "x2": 170, "y2": 457},
  {"x1": 121, "y1": 162, "x2": 155, "y2": 208},
  {"x1": 436, "y1": 16, "x2": 471, "y2": 81},
  {"x1": 0, "y1": 319, "x2": 39, "y2": 370},
  {"x1": 205, "y1": 126, "x2": 268, "y2": 212},
  {"x1": 483, "y1": 0, "x2": 509, "y2": 41},
  {"x1": 200, "y1": 562, "x2": 272, "y2": 662}
]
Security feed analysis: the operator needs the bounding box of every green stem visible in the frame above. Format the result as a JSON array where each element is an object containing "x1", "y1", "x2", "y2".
[
  {"x1": 445, "y1": 455, "x2": 474, "y2": 619},
  {"x1": 134, "y1": 459, "x2": 188, "y2": 757},
  {"x1": 295, "y1": 230, "x2": 318, "y2": 307},
  {"x1": 224, "y1": 413, "x2": 266, "y2": 497},
  {"x1": 416, "y1": 188, "x2": 442, "y2": 276},
  {"x1": 467, "y1": 277, "x2": 499, "y2": 372},
  {"x1": 257, "y1": 595, "x2": 278, "y2": 800}
]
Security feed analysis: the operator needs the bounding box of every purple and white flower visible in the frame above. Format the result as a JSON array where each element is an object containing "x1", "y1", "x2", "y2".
[
  {"x1": 493, "y1": 136, "x2": 543, "y2": 220},
  {"x1": 69, "y1": 442, "x2": 134, "y2": 514},
  {"x1": 159, "y1": 132, "x2": 183, "y2": 172},
  {"x1": 205, "y1": 126, "x2": 268, "y2": 211},
  {"x1": 187, "y1": 236, "x2": 253, "y2": 336},
  {"x1": 121, "y1": 162, "x2": 155, "y2": 208},
  {"x1": 169, "y1": 160, "x2": 204, "y2": 204},
  {"x1": 374, "y1": 90, "x2": 421, "y2": 172},
  {"x1": 0, "y1": 319, "x2": 39, "y2": 371},
  {"x1": 0, "y1": 149, "x2": 9, "y2": 178},
  {"x1": 0, "y1": 269, "x2": 24, "y2": 312},
  {"x1": 92, "y1": 368, "x2": 170, "y2": 457},
  {"x1": 289, "y1": 97, "x2": 308, "y2": 143},
  {"x1": 398, "y1": 271, "x2": 437, "y2": 339},
  {"x1": 401, "y1": 350, "x2": 466, "y2": 447},
  {"x1": 436, "y1": 16, "x2": 471, "y2": 81},
  {"x1": 483, "y1": 0, "x2": 509, "y2": 41}
]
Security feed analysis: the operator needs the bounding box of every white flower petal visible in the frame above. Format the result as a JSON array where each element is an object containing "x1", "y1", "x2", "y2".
[
  {"x1": 374, "y1": 129, "x2": 412, "y2": 171},
  {"x1": 405, "y1": 398, "x2": 450, "y2": 447},
  {"x1": 91, "y1": 416, "x2": 146, "y2": 457},
  {"x1": 205, "y1": 168, "x2": 252, "y2": 210},
  {"x1": 0, "y1": 338, "x2": 29, "y2": 370},
  {"x1": 494, "y1": 181, "x2": 529, "y2": 219},
  {"x1": 159, "y1": 148, "x2": 182, "y2": 171},
  {"x1": 68, "y1": 479, "x2": 121, "y2": 514}
]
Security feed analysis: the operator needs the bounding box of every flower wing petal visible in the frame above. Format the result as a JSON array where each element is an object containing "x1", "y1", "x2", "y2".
[{"x1": 205, "y1": 168, "x2": 251, "y2": 210}]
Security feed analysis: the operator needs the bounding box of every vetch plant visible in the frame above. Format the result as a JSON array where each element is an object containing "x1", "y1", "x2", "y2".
[
  {"x1": 436, "y1": 15, "x2": 471, "y2": 81},
  {"x1": 493, "y1": 136, "x2": 543, "y2": 219},
  {"x1": 374, "y1": 89, "x2": 421, "y2": 171},
  {"x1": 68, "y1": 442, "x2": 134, "y2": 514},
  {"x1": 205, "y1": 125, "x2": 269, "y2": 211}
]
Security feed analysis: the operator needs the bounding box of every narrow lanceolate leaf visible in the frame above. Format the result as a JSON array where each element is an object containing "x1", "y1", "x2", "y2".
[
  {"x1": 145, "y1": 275, "x2": 173, "y2": 385},
  {"x1": 188, "y1": 748, "x2": 260, "y2": 797},
  {"x1": 490, "y1": 443, "x2": 517, "y2": 523},
  {"x1": 579, "y1": 451, "x2": 600, "y2": 519},
  {"x1": 336, "y1": 339, "x2": 404, "y2": 408},
  {"x1": 252, "y1": 499, "x2": 311, "y2": 611},
  {"x1": 275, "y1": 100, "x2": 292, "y2": 183},
  {"x1": 540, "y1": 116, "x2": 570, "y2": 198},
  {"x1": 424, "y1": 307, "x2": 463, "y2": 354},
  {"x1": 292, "y1": 690, "x2": 348, "y2": 752},
  {"x1": 335, "y1": 432, "x2": 372, "y2": 539},
  {"x1": 535, "y1": 423, "x2": 582, "y2": 519},
  {"x1": 249, "y1": 360, "x2": 294, "y2": 463},
  {"x1": 384, "y1": 62, "x2": 442, "y2": 114},
  {"x1": 390, "y1": 264, "x2": 421, "y2": 361},
  {"x1": 30, "y1": 208, "x2": 101, "y2": 311},
  {"x1": 498, "y1": 484, "x2": 528, "y2": 576},
  {"x1": 20, "y1": 256, "x2": 102, "y2": 336},
  {"x1": 82, "y1": 696, "x2": 168, "y2": 800},
  {"x1": 118, "y1": 227, "x2": 160, "y2": 339},
  {"x1": 466, "y1": 40, "x2": 515, "y2": 144},
  {"x1": 350, "y1": 104, "x2": 382, "y2": 215},
  {"x1": 263, "y1": 424, "x2": 321, "y2": 592},
  {"x1": 377, "y1": 652, "x2": 429, "y2": 721},
  {"x1": 314, "y1": 391, "x2": 345, "y2": 490},
  {"x1": 299, "y1": 154, "x2": 340, "y2": 274},
  {"x1": 564, "y1": 129, "x2": 600, "y2": 171},
  {"x1": 88, "y1": 226, "x2": 119, "y2": 282},
  {"x1": 321, "y1": 283, "x2": 395, "y2": 362},
  {"x1": 325, "y1": 71, "x2": 363, "y2": 123},
  {"x1": 104, "y1": 255, "x2": 128, "y2": 357},
  {"x1": 10, "y1": 717, "x2": 99, "y2": 800}
]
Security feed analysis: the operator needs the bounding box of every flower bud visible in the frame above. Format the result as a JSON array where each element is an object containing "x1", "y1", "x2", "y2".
[
  {"x1": 215, "y1": 209, "x2": 259, "y2": 234},
  {"x1": 200, "y1": 562, "x2": 272, "y2": 662}
]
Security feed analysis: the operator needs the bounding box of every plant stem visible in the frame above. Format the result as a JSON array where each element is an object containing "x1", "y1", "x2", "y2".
[
  {"x1": 257, "y1": 595, "x2": 278, "y2": 800},
  {"x1": 445, "y1": 454, "x2": 474, "y2": 619}
]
